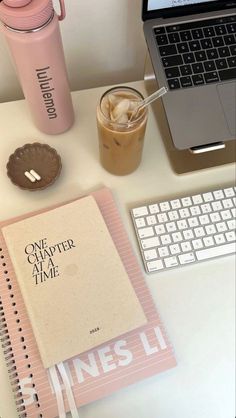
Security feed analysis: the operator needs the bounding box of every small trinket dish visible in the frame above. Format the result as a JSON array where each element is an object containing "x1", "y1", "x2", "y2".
[{"x1": 6, "y1": 143, "x2": 62, "y2": 191}]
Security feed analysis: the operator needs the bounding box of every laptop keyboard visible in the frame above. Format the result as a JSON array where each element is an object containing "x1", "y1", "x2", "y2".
[{"x1": 154, "y1": 15, "x2": 236, "y2": 90}]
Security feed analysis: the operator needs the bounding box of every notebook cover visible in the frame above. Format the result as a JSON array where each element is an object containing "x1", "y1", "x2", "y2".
[
  {"x1": 2, "y1": 195, "x2": 147, "y2": 368},
  {"x1": 0, "y1": 187, "x2": 176, "y2": 418}
]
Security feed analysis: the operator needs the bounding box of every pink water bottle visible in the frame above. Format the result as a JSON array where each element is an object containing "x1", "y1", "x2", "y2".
[{"x1": 0, "y1": 0, "x2": 74, "y2": 135}]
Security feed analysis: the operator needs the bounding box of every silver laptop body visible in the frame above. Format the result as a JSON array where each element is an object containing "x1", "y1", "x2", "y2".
[{"x1": 142, "y1": 0, "x2": 236, "y2": 150}]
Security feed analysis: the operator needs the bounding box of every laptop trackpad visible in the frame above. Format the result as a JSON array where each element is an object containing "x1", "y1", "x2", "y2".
[{"x1": 217, "y1": 82, "x2": 236, "y2": 136}]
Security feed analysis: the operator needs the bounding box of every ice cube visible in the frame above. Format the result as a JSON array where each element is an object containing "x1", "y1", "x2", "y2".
[
  {"x1": 116, "y1": 113, "x2": 129, "y2": 124},
  {"x1": 101, "y1": 96, "x2": 110, "y2": 118},
  {"x1": 111, "y1": 98, "x2": 130, "y2": 121}
]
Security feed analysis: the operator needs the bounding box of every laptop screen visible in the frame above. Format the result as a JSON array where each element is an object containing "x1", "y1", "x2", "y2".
[
  {"x1": 147, "y1": 0, "x2": 217, "y2": 11},
  {"x1": 142, "y1": 0, "x2": 235, "y2": 20}
]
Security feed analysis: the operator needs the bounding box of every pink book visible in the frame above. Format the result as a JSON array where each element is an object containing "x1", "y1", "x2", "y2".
[{"x1": 0, "y1": 187, "x2": 176, "y2": 418}]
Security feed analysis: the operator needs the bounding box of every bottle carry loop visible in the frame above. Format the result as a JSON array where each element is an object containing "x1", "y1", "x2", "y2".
[{"x1": 57, "y1": 0, "x2": 66, "y2": 21}]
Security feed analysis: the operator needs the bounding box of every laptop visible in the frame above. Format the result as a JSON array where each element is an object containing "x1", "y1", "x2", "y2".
[{"x1": 142, "y1": 0, "x2": 236, "y2": 151}]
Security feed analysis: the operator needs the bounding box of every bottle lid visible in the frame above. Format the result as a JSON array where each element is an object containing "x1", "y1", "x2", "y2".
[{"x1": 0, "y1": 0, "x2": 54, "y2": 30}]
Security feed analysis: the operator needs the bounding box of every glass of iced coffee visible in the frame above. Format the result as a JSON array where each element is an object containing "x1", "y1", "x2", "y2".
[{"x1": 96, "y1": 86, "x2": 148, "y2": 175}]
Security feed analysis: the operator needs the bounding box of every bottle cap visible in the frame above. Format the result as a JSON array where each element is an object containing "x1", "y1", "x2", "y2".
[{"x1": 0, "y1": 0, "x2": 54, "y2": 30}]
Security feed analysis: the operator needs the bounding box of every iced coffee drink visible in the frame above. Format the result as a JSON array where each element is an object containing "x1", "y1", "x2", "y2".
[{"x1": 97, "y1": 86, "x2": 148, "y2": 175}]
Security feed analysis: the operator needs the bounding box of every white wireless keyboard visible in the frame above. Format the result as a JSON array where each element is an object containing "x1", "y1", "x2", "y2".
[{"x1": 131, "y1": 185, "x2": 236, "y2": 273}]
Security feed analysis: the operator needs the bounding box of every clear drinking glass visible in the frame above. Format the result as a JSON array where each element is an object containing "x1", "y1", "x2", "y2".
[{"x1": 96, "y1": 86, "x2": 148, "y2": 175}]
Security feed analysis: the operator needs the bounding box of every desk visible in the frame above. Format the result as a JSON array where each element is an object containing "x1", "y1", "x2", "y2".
[{"x1": 0, "y1": 81, "x2": 235, "y2": 418}]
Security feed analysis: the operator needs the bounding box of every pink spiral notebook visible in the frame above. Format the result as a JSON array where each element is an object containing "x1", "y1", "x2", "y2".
[{"x1": 0, "y1": 187, "x2": 176, "y2": 418}]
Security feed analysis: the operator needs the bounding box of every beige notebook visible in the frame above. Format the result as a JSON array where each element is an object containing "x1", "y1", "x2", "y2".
[{"x1": 2, "y1": 196, "x2": 147, "y2": 368}]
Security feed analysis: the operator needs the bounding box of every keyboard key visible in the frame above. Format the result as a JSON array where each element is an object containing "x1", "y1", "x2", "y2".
[
  {"x1": 180, "y1": 241, "x2": 192, "y2": 253},
  {"x1": 195, "y1": 50, "x2": 207, "y2": 61},
  {"x1": 203, "y1": 236, "x2": 214, "y2": 247},
  {"x1": 216, "y1": 222, "x2": 227, "y2": 233},
  {"x1": 189, "y1": 40, "x2": 201, "y2": 51},
  {"x1": 194, "y1": 227, "x2": 205, "y2": 237},
  {"x1": 165, "y1": 66, "x2": 180, "y2": 78},
  {"x1": 192, "y1": 28, "x2": 204, "y2": 39},
  {"x1": 167, "y1": 78, "x2": 181, "y2": 90},
  {"x1": 204, "y1": 60, "x2": 216, "y2": 72},
  {"x1": 205, "y1": 224, "x2": 216, "y2": 235},
  {"x1": 154, "y1": 27, "x2": 165, "y2": 35},
  {"x1": 160, "y1": 201, "x2": 170, "y2": 211},
  {"x1": 141, "y1": 237, "x2": 160, "y2": 249},
  {"x1": 172, "y1": 232, "x2": 183, "y2": 242},
  {"x1": 220, "y1": 210, "x2": 232, "y2": 220},
  {"x1": 203, "y1": 26, "x2": 215, "y2": 37},
  {"x1": 169, "y1": 244, "x2": 181, "y2": 255},
  {"x1": 201, "y1": 38, "x2": 213, "y2": 49},
  {"x1": 155, "y1": 224, "x2": 166, "y2": 235},
  {"x1": 188, "y1": 217, "x2": 199, "y2": 227},
  {"x1": 180, "y1": 76, "x2": 192, "y2": 88},
  {"x1": 214, "y1": 233, "x2": 226, "y2": 244},
  {"x1": 178, "y1": 252, "x2": 195, "y2": 264},
  {"x1": 177, "y1": 220, "x2": 188, "y2": 230},
  {"x1": 179, "y1": 208, "x2": 190, "y2": 218},
  {"x1": 196, "y1": 243, "x2": 235, "y2": 260},
  {"x1": 160, "y1": 234, "x2": 172, "y2": 245},
  {"x1": 180, "y1": 64, "x2": 192, "y2": 76},
  {"x1": 215, "y1": 25, "x2": 227, "y2": 36},
  {"x1": 181, "y1": 196, "x2": 192, "y2": 206},
  {"x1": 212, "y1": 36, "x2": 224, "y2": 47},
  {"x1": 224, "y1": 187, "x2": 235, "y2": 197},
  {"x1": 146, "y1": 215, "x2": 157, "y2": 225},
  {"x1": 162, "y1": 55, "x2": 183, "y2": 67},
  {"x1": 183, "y1": 229, "x2": 194, "y2": 240},
  {"x1": 157, "y1": 213, "x2": 168, "y2": 223},
  {"x1": 230, "y1": 45, "x2": 236, "y2": 55},
  {"x1": 170, "y1": 199, "x2": 181, "y2": 209},
  {"x1": 192, "y1": 239, "x2": 203, "y2": 250},
  {"x1": 225, "y1": 231, "x2": 236, "y2": 242},
  {"x1": 190, "y1": 205, "x2": 201, "y2": 216},
  {"x1": 213, "y1": 189, "x2": 224, "y2": 199},
  {"x1": 224, "y1": 34, "x2": 236, "y2": 45},
  {"x1": 158, "y1": 246, "x2": 169, "y2": 257},
  {"x1": 204, "y1": 71, "x2": 219, "y2": 83},
  {"x1": 192, "y1": 194, "x2": 203, "y2": 204},
  {"x1": 192, "y1": 62, "x2": 204, "y2": 74},
  {"x1": 219, "y1": 68, "x2": 236, "y2": 81},
  {"x1": 218, "y1": 46, "x2": 230, "y2": 57},
  {"x1": 138, "y1": 226, "x2": 154, "y2": 238},
  {"x1": 156, "y1": 34, "x2": 168, "y2": 45},
  {"x1": 168, "y1": 210, "x2": 179, "y2": 221},
  {"x1": 147, "y1": 260, "x2": 164, "y2": 272},
  {"x1": 168, "y1": 32, "x2": 180, "y2": 43},
  {"x1": 177, "y1": 42, "x2": 189, "y2": 53},
  {"x1": 222, "y1": 198, "x2": 234, "y2": 209},
  {"x1": 159, "y1": 44, "x2": 177, "y2": 56},
  {"x1": 164, "y1": 256, "x2": 179, "y2": 268},
  {"x1": 149, "y1": 204, "x2": 159, "y2": 214},
  {"x1": 166, "y1": 222, "x2": 177, "y2": 232},
  {"x1": 192, "y1": 74, "x2": 204, "y2": 86},
  {"x1": 226, "y1": 23, "x2": 236, "y2": 33},
  {"x1": 215, "y1": 58, "x2": 228, "y2": 70},
  {"x1": 135, "y1": 217, "x2": 146, "y2": 228},
  {"x1": 132, "y1": 206, "x2": 148, "y2": 217},
  {"x1": 203, "y1": 192, "x2": 214, "y2": 202},
  {"x1": 227, "y1": 57, "x2": 236, "y2": 67},
  {"x1": 180, "y1": 30, "x2": 192, "y2": 41},
  {"x1": 206, "y1": 48, "x2": 218, "y2": 60},
  {"x1": 144, "y1": 249, "x2": 157, "y2": 261},
  {"x1": 183, "y1": 52, "x2": 195, "y2": 64}
]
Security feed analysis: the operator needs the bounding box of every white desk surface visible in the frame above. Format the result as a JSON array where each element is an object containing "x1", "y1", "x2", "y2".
[{"x1": 0, "y1": 81, "x2": 235, "y2": 418}]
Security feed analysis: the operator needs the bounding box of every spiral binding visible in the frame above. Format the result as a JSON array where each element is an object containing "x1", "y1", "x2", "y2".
[
  {"x1": 0, "y1": 295, "x2": 28, "y2": 418},
  {"x1": 0, "y1": 241, "x2": 32, "y2": 418}
]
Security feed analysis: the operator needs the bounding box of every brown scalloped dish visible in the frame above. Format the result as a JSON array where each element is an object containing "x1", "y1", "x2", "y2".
[{"x1": 7, "y1": 143, "x2": 62, "y2": 191}]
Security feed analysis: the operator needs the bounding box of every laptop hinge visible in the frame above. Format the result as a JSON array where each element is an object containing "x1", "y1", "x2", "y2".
[{"x1": 189, "y1": 142, "x2": 226, "y2": 154}]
